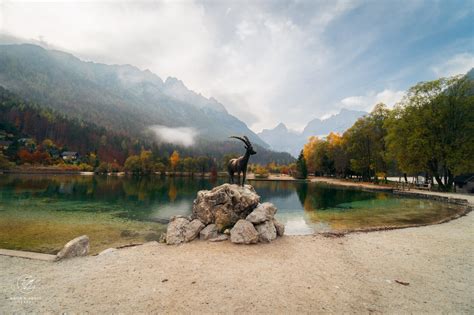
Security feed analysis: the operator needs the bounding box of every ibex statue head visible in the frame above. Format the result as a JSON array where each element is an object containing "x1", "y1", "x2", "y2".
[{"x1": 227, "y1": 135, "x2": 256, "y2": 186}]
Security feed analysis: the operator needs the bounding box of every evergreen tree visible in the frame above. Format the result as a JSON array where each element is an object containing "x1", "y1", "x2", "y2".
[{"x1": 296, "y1": 150, "x2": 308, "y2": 179}]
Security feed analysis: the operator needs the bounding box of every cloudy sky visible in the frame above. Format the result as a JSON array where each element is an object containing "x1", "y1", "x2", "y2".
[{"x1": 1, "y1": 0, "x2": 473, "y2": 132}]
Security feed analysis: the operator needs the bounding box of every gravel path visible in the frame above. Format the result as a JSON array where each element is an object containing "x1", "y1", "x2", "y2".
[{"x1": 1, "y1": 212, "x2": 473, "y2": 314}]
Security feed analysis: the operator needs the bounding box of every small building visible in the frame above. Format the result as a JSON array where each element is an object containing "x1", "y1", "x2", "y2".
[
  {"x1": 454, "y1": 173, "x2": 474, "y2": 194},
  {"x1": 61, "y1": 151, "x2": 79, "y2": 161}
]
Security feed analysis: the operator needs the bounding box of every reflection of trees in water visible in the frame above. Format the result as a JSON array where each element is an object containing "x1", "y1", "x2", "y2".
[
  {"x1": 251, "y1": 181, "x2": 296, "y2": 200},
  {"x1": 296, "y1": 183, "x2": 379, "y2": 212},
  {"x1": 0, "y1": 174, "x2": 226, "y2": 211},
  {"x1": 0, "y1": 174, "x2": 95, "y2": 194},
  {"x1": 2, "y1": 175, "x2": 381, "y2": 213},
  {"x1": 168, "y1": 183, "x2": 177, "y2": 202},
  {"x1": 295, "y1": 182, "x2": 308, "y2": 206}
]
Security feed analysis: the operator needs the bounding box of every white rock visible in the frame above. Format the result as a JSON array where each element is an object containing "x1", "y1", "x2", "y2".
[
  {"x1": 166, "y1": 217, "x2": 190, "y2": 245},
  {"x1": 246, "y1": 202, "x2": 277, "y2": 224},
  {"x1": 255, "y1": 220, "x2": 277, "y2": 243},
  {"x1": 200, "y1": 224, "x2": 219, "y2": 240},
  {"x1": 184, "y1": 219, "x2": 205, "y2": 242},
  {"x1": 230, "y1": 219, "x2": 259, "y2": 244},
  {"x1": 56, "y1": 235, "x2": 90, "y2": 260},
  {"x1": 273, "y1": 219, "x2": 285, "y2": 237}
]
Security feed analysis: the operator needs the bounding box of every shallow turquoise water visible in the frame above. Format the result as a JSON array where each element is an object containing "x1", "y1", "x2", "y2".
[{"x1": 0, "y1": 174, "x2": 463, "y2": 253}]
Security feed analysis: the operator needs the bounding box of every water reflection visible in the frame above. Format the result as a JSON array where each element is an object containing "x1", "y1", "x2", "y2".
[{"x1": 0, "y1": 174, "x2": 465, "y2": 253}]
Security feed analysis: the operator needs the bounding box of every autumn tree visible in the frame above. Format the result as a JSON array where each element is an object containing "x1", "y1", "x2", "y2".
[
  {"x1": 124, "y1": 150, "x2": 155, "y2": 174},
  {"x1": 124, "y1": 155, "x2": 141, "y2": 173},
  {"x1": 139, "y1": 150, "x2": 154, "y2": 174},
  {"x1": 169, "y1": 150, "x2": 180, "y2": 172},
  {"x1": 303, "y1": 136, "x2": 326, "y2": 175},
  {"x1": 326, "y1": 132, "x2": 349, "y2": 177}
]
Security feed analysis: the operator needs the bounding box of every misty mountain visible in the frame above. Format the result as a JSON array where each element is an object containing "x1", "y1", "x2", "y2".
[
  {"x1": 258, "y1": 123, "x2": 302, "y2": 156},
  {"x1": 302, "y1": 108, "x2": 368, "y2": 136},
  {"x1": 259, "y1": 109, "x2": 367, "y2": 157},
  {"x1": 0, "y1": 44, "x2": 268, "y2": 148}
]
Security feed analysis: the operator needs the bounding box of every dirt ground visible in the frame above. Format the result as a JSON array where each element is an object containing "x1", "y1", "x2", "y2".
[{"x1": 1, "y1": 210, "x2": 473, "y2": 314}]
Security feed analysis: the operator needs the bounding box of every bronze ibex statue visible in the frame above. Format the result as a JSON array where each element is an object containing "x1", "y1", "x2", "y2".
[{"x1": 228, "y1": 135, "x2": 256, "y2": 186}]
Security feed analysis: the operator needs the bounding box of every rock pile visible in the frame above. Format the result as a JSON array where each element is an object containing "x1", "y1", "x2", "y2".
[{"x1": 165, "y1": 184, "x2": 284, "y2": 245}]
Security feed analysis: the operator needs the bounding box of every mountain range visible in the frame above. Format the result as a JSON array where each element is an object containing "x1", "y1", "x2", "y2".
[
  {"x1": 0, "y1": 43, "x2": 372, "y2": 160},
  {"x1": 0, "y1": 43, "x2": 267, "y2": 148},
  {"x1": 258, "y1": 109, "x2": 367, "y2": 157}
]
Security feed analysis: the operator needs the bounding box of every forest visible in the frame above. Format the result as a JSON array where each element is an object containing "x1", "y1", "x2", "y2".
[
  {"x1": 0, "y1": 87, "x2": 294, "y2": 173},
  {"x1": 299, "y1": 74, "x2": 474, "y2": 191}
]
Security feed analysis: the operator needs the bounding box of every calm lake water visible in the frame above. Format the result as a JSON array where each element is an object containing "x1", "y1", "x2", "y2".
[{"x1": 0, "y1": 174, "x2": 463, "y2": 254}]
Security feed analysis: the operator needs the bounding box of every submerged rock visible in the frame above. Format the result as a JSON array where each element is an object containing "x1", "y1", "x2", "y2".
[
  {"x1": 193, "y1": 184, "x2": 260, "y2": 231},
  {"x1": 255, "y1": 220, "x2": 277, "y2": 243},
  {"x1": 56, "y1": 235, "x2": 90, "y2": 260},
  {"x1": 246, "y1": 202, "x2": 277, "y2": 224},
  {"x1": 230, "y1": 219, "x2": 259, "y2": 244}
]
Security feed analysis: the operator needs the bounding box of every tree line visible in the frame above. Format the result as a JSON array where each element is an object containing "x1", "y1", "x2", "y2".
[{"x1": 299, "y1": 74, "x2": 474, "y2": 191}]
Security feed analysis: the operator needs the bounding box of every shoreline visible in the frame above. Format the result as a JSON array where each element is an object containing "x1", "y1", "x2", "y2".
[
  {"x1": 1, "y1": 190, "x2": 471, "y2": 260},
  {"x1": 0, "y1": 174, "x2": 472, "y2": 259},
  {"x1": 1, "y1": 212, "x2": 472, "y2": 313}
]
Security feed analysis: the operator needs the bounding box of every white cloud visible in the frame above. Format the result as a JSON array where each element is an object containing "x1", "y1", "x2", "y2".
[
  {"x1": 340, "y1": 89, "x2": 405, "y2": 112},
  {"x1": 0, "y1": 1, "x2": 469, "y2": 132},
  {"x1": 431, "y1": 53, "x2": 474, "y2": 77},
  {"x1": 149, "y1": 125, "x2": 198, "y2": 147},
  {"x1": 0, "y1": 0, "x2": 356, "y2": 133}
]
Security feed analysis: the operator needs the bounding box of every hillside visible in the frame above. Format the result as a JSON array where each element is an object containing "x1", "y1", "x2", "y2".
[
  {"x1": 0, "y1": 87, "x2": 294, "y2": 166},
  {"x1": 0, "y1": 44, "x2": 268, "y2": 147}
]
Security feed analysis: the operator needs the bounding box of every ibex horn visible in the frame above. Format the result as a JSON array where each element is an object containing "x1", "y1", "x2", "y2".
[{"x1": 229, "y1": 136, "x2": 248, "y2": 145}]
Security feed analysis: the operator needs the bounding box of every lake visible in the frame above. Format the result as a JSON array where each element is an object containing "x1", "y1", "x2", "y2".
[{"x1": 0, "y1": 174, "x2": 463, "y2": 254}]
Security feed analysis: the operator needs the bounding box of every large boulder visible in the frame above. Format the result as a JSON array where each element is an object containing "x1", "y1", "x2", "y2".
[
  {"x1": 193, "y1": 184, "x2": 260, "y2": 231},
  {"x1": 56, "y1": 235, "x2": 89, "y2": 260},
  {"x1": 166, "y1": 217, "x2": 204, "y2": 245},
  {"x1": 230, "y1": 219, "x2": 259, "y2": 244},
  {"x1": 255, "y1": 220, "x2": 277, "y2": 243},
  {"x1": 246, "y1": 202, "x2": 277, "y2": 224}
]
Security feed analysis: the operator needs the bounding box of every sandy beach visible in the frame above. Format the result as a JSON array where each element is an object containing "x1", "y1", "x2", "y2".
[{"x1": 1, "y1": 209, "x2": 472, "y2": 313}]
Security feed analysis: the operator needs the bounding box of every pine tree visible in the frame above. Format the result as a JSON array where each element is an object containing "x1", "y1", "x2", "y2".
[{"x1": 296, "y1": 150, "x2": 308, "y2": 179}]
